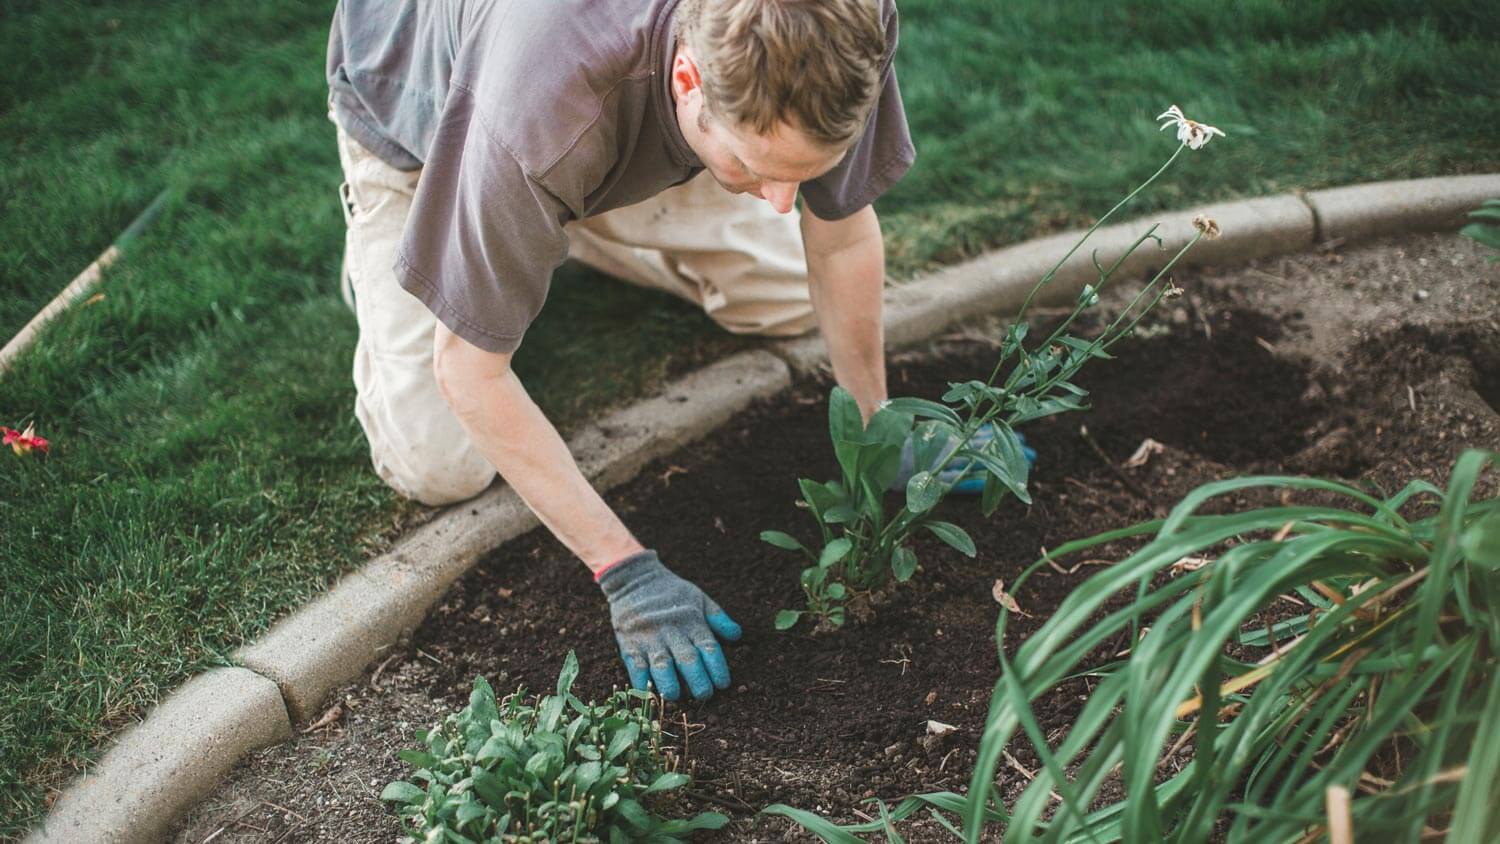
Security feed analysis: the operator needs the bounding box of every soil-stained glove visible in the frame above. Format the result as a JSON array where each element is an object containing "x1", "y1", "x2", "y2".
[
  {"x1": 892, "y1": 424, "x2": 1038, "y2": 496},
  {"x1": 597, "y1": 550, "x2": 742, "y2": 701}
]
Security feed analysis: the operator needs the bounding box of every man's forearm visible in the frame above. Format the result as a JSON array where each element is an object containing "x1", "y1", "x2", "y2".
[
  {"x1": 801, "y1": 205, "x2": 887, "y2": 420},
  {"x1": 432, "y1": 324, "x2": 642, "y2": 573}
]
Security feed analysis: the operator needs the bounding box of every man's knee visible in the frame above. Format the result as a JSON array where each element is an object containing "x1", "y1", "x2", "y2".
[{"x1": 377, "y1": 451, "x2": 495, "y2": 506}]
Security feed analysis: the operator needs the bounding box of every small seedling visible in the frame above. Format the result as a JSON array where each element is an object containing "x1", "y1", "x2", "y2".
[{"x1": 382, "y1": 652, "x2": 726, "y2": 842}]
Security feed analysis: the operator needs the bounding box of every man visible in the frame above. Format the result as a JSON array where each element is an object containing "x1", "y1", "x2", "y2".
[{"x1": 328, "y1": 0, "x2": 912, "y2": 701}]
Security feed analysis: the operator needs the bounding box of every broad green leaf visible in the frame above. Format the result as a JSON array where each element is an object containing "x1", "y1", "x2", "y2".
[
  {"x1": 819, "y1": 538, "x2": 853, "y2": 568},
  {"x1": 924, "y1": 521, "x2": 977, "y2": 557},
  {"x1": 828, "y1": 386, "x2": 865, "y2": 444},
  {"x1": 606, "y1": 722, "x2": 640, "y2": 760},
  {"x1": 538, "y1": 693, "x2": 564, "y2": 733},
  {"x1": 397, "y1": 750, "x2": 437, "y2": 769},
  {"x1": 891, "y1": 546, "x2": 918, "y2": 582},
  {"x1": 824, "y1": 504, "x2": 860, "y2": 524},
  {"x1": 455, "y1": 798, "x2": 487, "y2": 826},
  {"x1": 760, "y1": 530, "x2": 807, "y2": 553},
  {"x1": 647, "y1": 771, "x2": 691, "y2": 793},
  {"x1": 905, "y1": 471, "x2": 943, "y2": 514},
  {"x1": 380, "y1": 781, "x2": 426, "y2": 805},
  {"x1": 867, "y1": 403, "x2": 916, "y2": 449},
  {"x1": 468, "y1": 676, "x2": 499, "y2": 727},
  {"x1": 826, "y1": 582, "x2": 847, "y2": 600},
  {"x1": 615, "y1": 798, "x2": 653, "y2": 831},
  {"x1": 883, "y1": 397, "x2": 962, "y2": 426},
  {"x1": 774, "y1": 609, "x2": 802, "y2": 630},
  {"x1": 865, "y1": 442, "x2": 907, "y2": 497},
  {"x1": 1459, "y1": 222, "x2": 1500, "y2": 250},
  {"x1": 524, "y1": 751, "x2": 552, "y2": 780},
  {"x1": 556, "y1": 650, "x2": 579, "y2": 696},
  {"x1": 574, "y1": 760, "x2": 603, "y2": 794}
]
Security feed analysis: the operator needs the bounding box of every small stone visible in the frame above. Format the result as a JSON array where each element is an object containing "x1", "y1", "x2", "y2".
[
  {"x1": 925, "y1": 691, "x2": 938, "y2": 706},
  {"x1": 737, "y1": 684, "x2": 749, "y2": 694},
  {"x1": 1413, "y1": 289, "x2": 1430, "y2": 302},
  {"x1": 497, "y1": 587, "x2": 514, "y2": 599}
]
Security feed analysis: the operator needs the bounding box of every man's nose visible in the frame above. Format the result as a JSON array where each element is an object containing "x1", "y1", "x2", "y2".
[{"x1": 759, "y1": 182, "x2": 798, "y2": 214}]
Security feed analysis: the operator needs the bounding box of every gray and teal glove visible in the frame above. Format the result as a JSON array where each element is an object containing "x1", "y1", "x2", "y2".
[
  {"x1": 893, "y1": 424, "x2": 1038, "y2": 495},
  {"x1": 597, "y1": 550, "x2": 742, "y2": 701}
]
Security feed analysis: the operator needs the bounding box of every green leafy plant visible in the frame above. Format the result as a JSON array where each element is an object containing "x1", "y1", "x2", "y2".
[
  {"x1": 769, "y1": 450, "x2": 1500, "y2": 842},
  {"x1": 765, "y1": 108, "x2": 1225, "y2": 630},
  {"x1": 382, "y1": 652, "x2": 726, "y2": 843},
  {"x1": 1459, "y1": 198, "x2": 1500, "y2": 262}
]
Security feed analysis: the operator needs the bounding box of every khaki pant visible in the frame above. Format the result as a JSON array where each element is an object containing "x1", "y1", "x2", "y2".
[{"x1": 334, "y1": 121, "x2": 815, "y2": 505}]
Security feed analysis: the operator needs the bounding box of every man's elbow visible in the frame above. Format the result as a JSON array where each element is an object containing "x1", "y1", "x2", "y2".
[{"x1": 432, "y1": 323, "x2": 513, "y2": 412}]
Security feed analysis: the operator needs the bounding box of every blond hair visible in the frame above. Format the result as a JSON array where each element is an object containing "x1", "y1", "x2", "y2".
[{"x1": 678, "y1": 0, "x2": 886, "y2": 148}]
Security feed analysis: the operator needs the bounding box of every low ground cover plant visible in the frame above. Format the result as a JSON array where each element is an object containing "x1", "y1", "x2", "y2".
[
  {"x1": 382, "y1": 652, "x2": 724, "y2": 843},
  {"x1": 764, "y1": 108, "x2": 1224, "y2": 629},
  {"x1": 770, "y1": 450, "x2": 1500, "y2": 842},
  {"x1": 1460, "y1": 199, "x2": 1500, "y2": 261}
]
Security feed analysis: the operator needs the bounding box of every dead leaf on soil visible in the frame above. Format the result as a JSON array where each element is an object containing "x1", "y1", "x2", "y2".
[
  {"x1": 992, "y1": 579, "x2": 1031, "y2": 616},
  {"x1": 301, "y1": 703, "x2": 343, "y2": 734},
  {"x1": 1125, "y1": 438, "x2": 1167, "y2": 468},
  {"x1": 1170, "y1": 555, "x2": 1212, "y2": 575}
]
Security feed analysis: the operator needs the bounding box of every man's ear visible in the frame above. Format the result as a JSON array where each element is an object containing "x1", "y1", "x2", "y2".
[{"x1": 670, "y1": 48, "x2": 703, "y2": 101}]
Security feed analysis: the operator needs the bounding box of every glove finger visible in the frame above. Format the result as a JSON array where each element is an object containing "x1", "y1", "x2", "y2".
[
  {"x1": 647, "y1": 646, "x2": 682, "y2": 701},
  {"x1": 666, "y1": 633, "x2": 715, "y2": 700},
  {"x1": 702, "y1": 600, "x2": 743, "y2": 642},
  {"x1": 951, "y1": 475, "x2": 986, "y2": 496},
  {"x1": 1016, "y1": 431, "x2": 1038, "y2": 468},
  {"x1": 620, "y1": 649, "x2": 651, "y2": 693},
  {"x1": 969, "y1": 424, "x2": 996, "y2": 447},
  {"x1": 694, "y1": 637, "x2": 732, "y2": 690}
]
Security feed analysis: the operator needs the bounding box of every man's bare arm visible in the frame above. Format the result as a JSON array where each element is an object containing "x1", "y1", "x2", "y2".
[
  {"x1": 801, "y1": 204, "x2": 887, "y2": 420},
  {"x1": 431, "y1": 324, "x2": 643, "y2": 573}
]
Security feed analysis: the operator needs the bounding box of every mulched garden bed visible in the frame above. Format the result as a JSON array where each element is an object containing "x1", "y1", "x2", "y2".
[{"x1": 175, "y1": 232, "x2": 1499, "y2": 842}]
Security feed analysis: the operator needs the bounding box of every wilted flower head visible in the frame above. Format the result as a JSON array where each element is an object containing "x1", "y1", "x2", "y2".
[
  {"x1": 3, "y1": 423, "x2": 49, "y2": 456},
  {"x1": 1158, "y1": 105, "x2": 1225, "y2": 150},
  {"x1": 1193, "y1": 215, "x2": 1221, "y2": 240}
]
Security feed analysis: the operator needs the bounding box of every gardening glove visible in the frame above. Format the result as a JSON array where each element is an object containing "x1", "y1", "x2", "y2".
[
  {"x1": 597, "y1": 549, "x2": 742, "y2": 701},
  {"x1": 892, "y1": 425, "x2": 1038, "y2": 496}
]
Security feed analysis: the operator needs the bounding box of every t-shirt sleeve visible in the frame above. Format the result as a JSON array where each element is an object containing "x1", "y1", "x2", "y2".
[
  {"x1": 395, "y1": 88, "x2": 572, "y2": 354},
  {"x1": 798, "y1": 6, "x2": 916, "y2": 221}
]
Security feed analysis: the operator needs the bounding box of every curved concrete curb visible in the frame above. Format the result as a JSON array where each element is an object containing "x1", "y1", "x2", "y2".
[
  {"x1": 25, "y1": 173, "x2": 1496, "y2": 842},
  {"x1": 25, "y1": 668, "x2": 290, "y2": 844},
  {"x1": 1305, "y1": 174, "x2": 1500, "y2": 243},
  {"x1": 775, "y1": 174, "x2": 1497, "y2": 374}
]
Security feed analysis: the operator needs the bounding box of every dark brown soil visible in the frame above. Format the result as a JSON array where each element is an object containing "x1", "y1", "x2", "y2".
[{"x1": 176, "y1": 232, "x2": 1500, "y2": 843}]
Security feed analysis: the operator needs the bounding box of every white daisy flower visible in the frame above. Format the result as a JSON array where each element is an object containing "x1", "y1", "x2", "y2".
[{"x1": 1157, "y1": 105, "x2": 1225, "y2": 150}]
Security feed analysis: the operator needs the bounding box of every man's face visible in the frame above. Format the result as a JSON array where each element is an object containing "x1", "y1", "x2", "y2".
[{"x1": 672, "y1": 49, "x2": 847, "y2": 215}]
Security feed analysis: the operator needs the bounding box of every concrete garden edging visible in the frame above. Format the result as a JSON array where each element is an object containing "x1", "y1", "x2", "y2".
[{"x1": 24, "y1": 173, "x2": 1499, "y2": 843}]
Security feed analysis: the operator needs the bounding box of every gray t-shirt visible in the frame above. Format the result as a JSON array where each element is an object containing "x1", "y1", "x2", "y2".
[{"x1": 328, "y1": 0, "x2": 914, "y2": 354}]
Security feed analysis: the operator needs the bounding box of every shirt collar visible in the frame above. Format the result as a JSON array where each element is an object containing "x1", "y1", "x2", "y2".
[{"x1": 651, "y1": 0, "x2": 702, "y2": 170}]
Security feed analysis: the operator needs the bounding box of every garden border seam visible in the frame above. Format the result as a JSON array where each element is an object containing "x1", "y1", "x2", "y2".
[{"x1": 24, "y1": 172, "x2": 1498, "y2": 843}]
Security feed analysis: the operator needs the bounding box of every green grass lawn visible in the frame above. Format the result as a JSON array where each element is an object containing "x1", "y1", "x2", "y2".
[{"x1": 2, "y1": 0, "x2": 1497, "y2": 833}]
